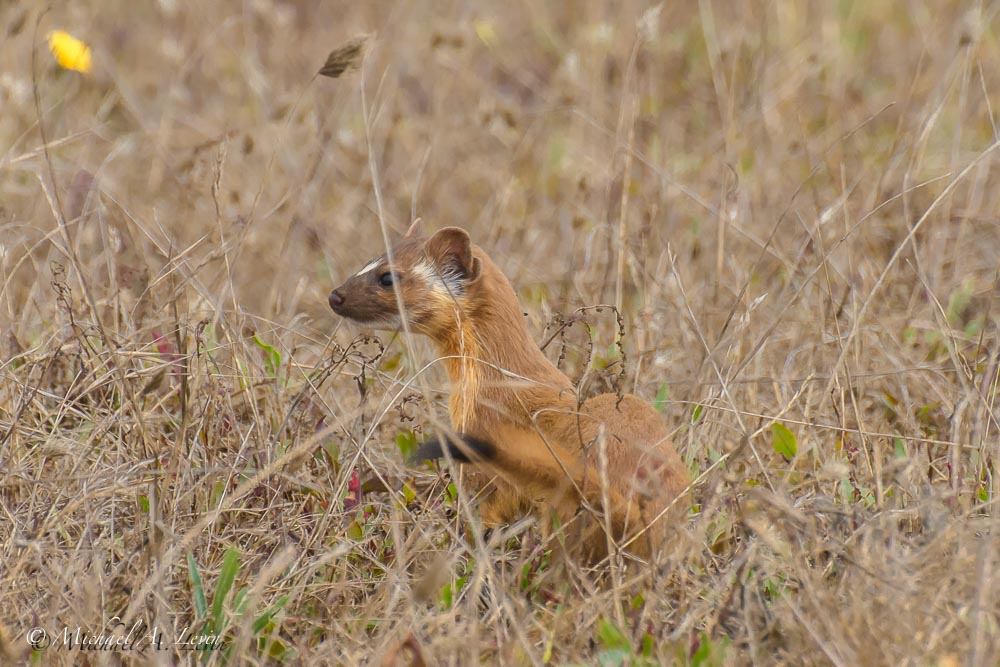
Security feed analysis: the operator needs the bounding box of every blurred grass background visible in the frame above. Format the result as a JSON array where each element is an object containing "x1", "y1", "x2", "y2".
[{"x1": 1, "y1": 1, "x2": 999, "y2": 665}]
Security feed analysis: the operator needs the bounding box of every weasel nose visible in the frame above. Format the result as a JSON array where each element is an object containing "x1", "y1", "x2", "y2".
[{"x1": 328, "y1": 290, "x2": 344, "y2": 310}]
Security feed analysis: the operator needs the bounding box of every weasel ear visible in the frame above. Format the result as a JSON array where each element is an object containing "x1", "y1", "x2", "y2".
[
  {"x1": 403, "y1": 217, "x2": 425, "y2": 240},
  {"x1": 425, "y1": 227, "x2": 481, "y2": 281}
]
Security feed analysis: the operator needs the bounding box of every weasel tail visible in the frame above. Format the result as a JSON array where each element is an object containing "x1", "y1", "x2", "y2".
[{"x1": 329, "y1": 220, "x2": 690, "y2": 562}]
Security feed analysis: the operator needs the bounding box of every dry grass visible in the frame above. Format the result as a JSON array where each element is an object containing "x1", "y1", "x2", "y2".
[{"x1": 2, "y1": 1, "x2": 999, "y2": 665}]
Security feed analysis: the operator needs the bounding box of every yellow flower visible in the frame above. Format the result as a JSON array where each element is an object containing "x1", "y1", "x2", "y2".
[
  {"x1": 473, "y1": 19, "x2": 498, "y2": 47},
  {"x1": 47, "y1": 30, "x2": 92, "y2": 74}
]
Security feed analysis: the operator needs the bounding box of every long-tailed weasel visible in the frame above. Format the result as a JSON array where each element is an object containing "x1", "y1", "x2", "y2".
[{"x1": 328, "y1": 221, "x2": 689, "y2": 561}]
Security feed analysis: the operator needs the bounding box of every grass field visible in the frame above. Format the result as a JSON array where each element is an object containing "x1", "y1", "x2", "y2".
[{"x1": 2, "y1": 1, "x2": 999, "y2": 665}]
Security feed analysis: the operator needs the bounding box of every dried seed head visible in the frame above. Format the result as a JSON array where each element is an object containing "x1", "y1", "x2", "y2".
[{"x1": 319, "y1": 35, "x2": 369, "y2": 79}]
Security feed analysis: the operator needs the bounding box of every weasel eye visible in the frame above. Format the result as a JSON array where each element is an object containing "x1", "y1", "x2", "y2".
[{"x1": 378, "y1": 272, "x2": 396, "y2": 288}]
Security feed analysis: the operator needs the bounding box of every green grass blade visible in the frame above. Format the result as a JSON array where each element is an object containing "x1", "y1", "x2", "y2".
[
  {"x1": 252, "y1": 595, "x2": 290, "y2": 635},
  {"x1": 771, "y1": 422, "x2": 798, "y2": 459},
  {"x1": 187, "y1": 553, "x2": 208, "y2": 619},
  {"x1": 211, "y1": 547, "x2": 241, "y2": 634}
]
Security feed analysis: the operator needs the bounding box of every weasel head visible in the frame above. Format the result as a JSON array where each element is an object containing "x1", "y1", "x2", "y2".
[{"x1": 328, "y1": 222, "x2": 483, "y2": 337}]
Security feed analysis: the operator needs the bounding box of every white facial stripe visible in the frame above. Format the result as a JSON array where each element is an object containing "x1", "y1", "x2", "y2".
[
  {"x1": 439, "y1": 267, "x2": 463, "y2": 296},
  {"x1": 355, "y1": 258, "x2": 382, "y2": 277},
  {"x1": 411, "y1": 259, "x2": 464, "y2": 297},
  {"x1": 411, "y1": 260, "x2": 438, "y2": 288}
]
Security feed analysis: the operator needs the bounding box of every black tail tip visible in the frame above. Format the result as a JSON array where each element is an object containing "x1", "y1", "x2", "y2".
[{"x1": 411, "y1": 433, "x2": 496, "y2": 464}]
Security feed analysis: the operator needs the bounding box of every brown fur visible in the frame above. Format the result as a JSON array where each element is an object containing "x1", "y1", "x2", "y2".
[{"x1": 329, "y1": 223, "x2": 690, "y2": 561}]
